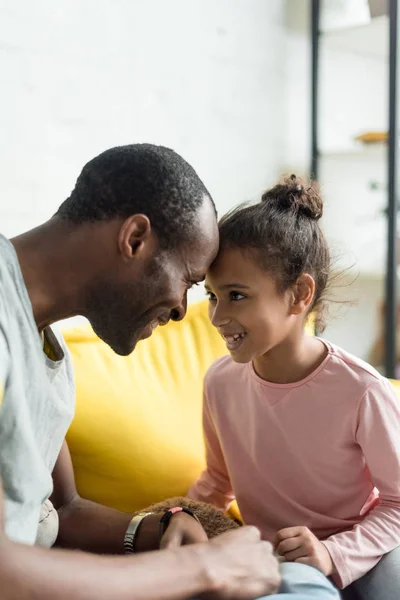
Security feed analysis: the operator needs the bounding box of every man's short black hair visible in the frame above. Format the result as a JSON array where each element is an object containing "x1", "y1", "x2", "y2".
[{"x1": 56, "y1": 144, "x2": 216, "y2": 248}]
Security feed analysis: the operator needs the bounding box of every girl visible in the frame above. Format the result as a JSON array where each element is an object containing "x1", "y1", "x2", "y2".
[{"x1": 189, "y1": 176, "x2": 400, "y2": 600}]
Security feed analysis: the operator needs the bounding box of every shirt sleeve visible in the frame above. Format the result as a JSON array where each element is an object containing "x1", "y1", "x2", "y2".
[
  {"x1": 188, "y1": 382, "x2": 235, "y2": 509},
  {"x1": 322, "y1": 378, "x2": 400, "y2": 589},
  {"x1": 0, "y1": 323, "x2": 10, "y2": 410}
]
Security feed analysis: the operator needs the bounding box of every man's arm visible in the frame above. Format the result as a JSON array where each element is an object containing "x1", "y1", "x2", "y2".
[
  {"x1": 52, "y1": 440, "x2": 208, "y2": 553},
  {"x1": 51, "y1": 440, "x2": 133, "y2": 553},
  {"x1": 0, "y1": 477, "x2": 280, "y2": 600}
]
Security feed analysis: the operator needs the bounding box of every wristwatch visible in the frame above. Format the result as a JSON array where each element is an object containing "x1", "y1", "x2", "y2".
[{"x1": 124, "y1": 512, "x2": 153, "y2": 554}]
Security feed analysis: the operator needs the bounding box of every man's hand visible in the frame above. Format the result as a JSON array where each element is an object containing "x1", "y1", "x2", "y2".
[
  {"x1": 200, "y1": 526, "x2": 281, "y2": 600},
  {"x1": 160, "y1": 512, "x2": 208, "y2": 549},
  {"x1": 274, "y1": 526, "x2": 335, "y2": 576}
]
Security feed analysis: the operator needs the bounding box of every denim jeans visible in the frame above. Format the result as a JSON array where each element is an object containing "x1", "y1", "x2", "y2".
[
  {"x1": 263, "y1": 563, "x2": 340, "y2": 599},
  {"x1": 193, "y1": 562, "x2": 340, "y2": 599}
]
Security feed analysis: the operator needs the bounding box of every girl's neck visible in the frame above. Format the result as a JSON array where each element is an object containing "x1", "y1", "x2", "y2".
[{"x1": 252, "y1": 333, "x2": 328, "y2": 385}]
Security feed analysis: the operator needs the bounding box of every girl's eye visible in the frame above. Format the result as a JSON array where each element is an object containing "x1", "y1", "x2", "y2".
[
  {"x1": 206, "y1": 291, "x2": 217, "y2": 301},
  {"x1": 230, "y1": 291, "x2": 246, "y2": 301}
]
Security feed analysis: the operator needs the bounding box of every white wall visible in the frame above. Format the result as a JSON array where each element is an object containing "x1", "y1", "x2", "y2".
[
  {"x1": 284, "y1": 1, "x2": 390, "y2": 361},
  {"x1": 319, "y1": 40, "x2": 388, "y2": 361},
  {"x1": 0, "y1": 0, "x2": 287, "y2": 239},
  {"x1": 1, "y1": 0, "x2": 389, "y2": 358}
]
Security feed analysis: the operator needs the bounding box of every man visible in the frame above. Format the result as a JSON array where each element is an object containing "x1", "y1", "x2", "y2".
[{"x1": 0, "y1": 144, "x2": 339, "y2": 599}]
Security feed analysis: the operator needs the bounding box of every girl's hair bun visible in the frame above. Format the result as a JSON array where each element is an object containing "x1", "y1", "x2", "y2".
[{"x1": 262, "y1": 174, "x2": 323, "y2": 221}]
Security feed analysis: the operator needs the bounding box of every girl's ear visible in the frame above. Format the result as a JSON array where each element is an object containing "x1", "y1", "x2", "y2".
[{"x1": 290, "y1": 273, "x2": 315, "y2": 316}]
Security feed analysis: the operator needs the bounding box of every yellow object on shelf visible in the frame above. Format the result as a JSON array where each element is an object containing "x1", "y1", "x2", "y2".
[{"x1": 354, "y1": 131, "x2": 387, "y2": 144}]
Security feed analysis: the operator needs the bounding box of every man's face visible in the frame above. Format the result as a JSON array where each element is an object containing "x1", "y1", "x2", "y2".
[{"x1": 86, "y1": 199, "x2": 218, "y2": 356}]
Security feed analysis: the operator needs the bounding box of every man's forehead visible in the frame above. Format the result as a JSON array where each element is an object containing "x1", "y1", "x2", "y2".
[
  {"x1": 196, "y1": 194, "x2": 218, "y2": 233},
  {"x1": 169, "y1": 195, "x2": 218, "y2": 276},
  {"x1": 184, "y1": 226, "x2": 218, "y2": 268},
  {"x1": 184, "y1": 254, "x2": 208, "y2": 281},
  {"x1": 186, "y1": 236, "x2": 217, "y2": 270}
]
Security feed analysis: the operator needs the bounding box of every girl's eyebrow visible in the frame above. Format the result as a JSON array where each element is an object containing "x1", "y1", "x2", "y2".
[
  {"x1": 220, "y1": 283, "x2": 250, "y2": 290},
  {"x1": 206, "y1": 283, "x2": 250, "y2": 291}
]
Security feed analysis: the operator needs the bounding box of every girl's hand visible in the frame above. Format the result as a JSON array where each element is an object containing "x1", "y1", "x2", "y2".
[
  {"x1": 160, "y1": 512, "x2": 208, "y2": 549},
  {"x1": 274, "y1": 526, "x2": 335, "y2": 576}
]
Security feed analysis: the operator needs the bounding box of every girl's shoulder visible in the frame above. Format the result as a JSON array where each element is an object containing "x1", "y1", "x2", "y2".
[{"x1": 321, "y1": 339, "x2": 389, "y2": 391}]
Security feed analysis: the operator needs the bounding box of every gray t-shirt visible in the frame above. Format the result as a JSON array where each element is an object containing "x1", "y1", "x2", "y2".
[{"x1": 0, "y1": 235, "x2": 75, "y2": 544}]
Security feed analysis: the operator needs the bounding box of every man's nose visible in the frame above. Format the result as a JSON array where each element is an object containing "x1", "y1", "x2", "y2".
[{"x1": 170, "y1": 292, "x2": 188, "y2": 322}]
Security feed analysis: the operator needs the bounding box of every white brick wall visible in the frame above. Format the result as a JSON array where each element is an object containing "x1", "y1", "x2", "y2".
[{"x1": 0, "y1": 0, "x2": 288, "y2": 238}]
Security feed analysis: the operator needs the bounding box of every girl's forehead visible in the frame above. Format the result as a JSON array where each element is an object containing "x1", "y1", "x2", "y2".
[
  {"x1": 209, "y1": 247, "x2": 250, "y2": 273},
  {"x1": 206, "y1": 247, "x2": 273, "y2": 285}
]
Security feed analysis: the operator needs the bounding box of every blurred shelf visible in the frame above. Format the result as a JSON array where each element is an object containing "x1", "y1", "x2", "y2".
[
  {"x1": 345, "y1": 267, "x2": 400, "y2": 279},
  {"x1": 319, "y1": 142, "x2": 386, "y2": 158},
  {"x1": 329, "y1": 234, "x2": 400, "y2": 280},
  {"x1": 322, "y1": 15, "x2": 388, "y2": 60}
]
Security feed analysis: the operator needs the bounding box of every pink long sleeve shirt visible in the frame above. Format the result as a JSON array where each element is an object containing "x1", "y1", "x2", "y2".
[{"x1": 189, "y1": 341, "x2": 400, "y2": 588}]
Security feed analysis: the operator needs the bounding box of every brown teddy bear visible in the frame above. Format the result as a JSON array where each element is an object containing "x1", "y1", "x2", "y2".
[{"x1": 134, "y1": 496, "x2": 240, "y2": 539}]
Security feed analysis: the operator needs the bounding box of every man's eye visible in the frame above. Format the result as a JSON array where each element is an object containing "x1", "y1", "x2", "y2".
[
  {"x1": 206, "y1": 291, "x2": 216, "y2": 301},
  {"x1": 230, "y1": 291, "x2": 246, "y2": 301}
]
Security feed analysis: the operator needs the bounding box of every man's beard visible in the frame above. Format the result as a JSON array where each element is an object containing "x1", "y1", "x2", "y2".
[{"x1": 85, "y1": 267, "x2": 160, "y2": 356}]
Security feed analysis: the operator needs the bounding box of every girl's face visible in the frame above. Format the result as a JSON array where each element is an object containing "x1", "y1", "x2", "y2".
[{"x1": 205, "y1": 247, "x2": 301, "y2": 364}]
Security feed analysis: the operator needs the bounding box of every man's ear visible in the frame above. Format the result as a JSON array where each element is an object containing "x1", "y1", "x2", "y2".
[
  {"x1": 290, "y1": 273, "x2": 315, "y2": 316},
  {"x1": 118, "y1": 215, "x2": 152, "y2": 260}
]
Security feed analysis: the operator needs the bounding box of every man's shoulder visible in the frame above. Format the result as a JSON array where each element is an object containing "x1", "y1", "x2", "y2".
[
  {"x1": 0, "y1": 235, "x2": 36, "y2": 344},
  {"x1": 0, "y1": 258, "x2": 11, "y2": 389},
  {"x1": 0, "y1": 235, "x2": 19, "y2": 316}
]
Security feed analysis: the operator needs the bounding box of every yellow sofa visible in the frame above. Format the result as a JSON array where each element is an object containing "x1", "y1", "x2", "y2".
[
  {"x1": 64, "y1": 301, "x2": 400, "y2": 516},
  {"x1": 64, "y1": 301, "x2": 228, "y2": 512}
]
